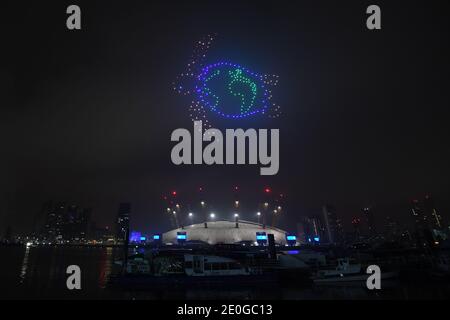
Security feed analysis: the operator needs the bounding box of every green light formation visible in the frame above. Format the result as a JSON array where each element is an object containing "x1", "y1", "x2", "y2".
[
  {"x1": 201, "y1": 68, "x2": 259, "y2": 116},
  {"x1": 228, "y1": 69, "x2": 257, "y2": 114}
]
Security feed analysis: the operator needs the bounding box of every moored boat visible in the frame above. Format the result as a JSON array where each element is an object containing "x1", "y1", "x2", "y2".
[
  {"x1": 109, "y1": 253, "x2": 278, "y2": 289},
  {"x1": 312, "y1": 258, "x2": 398, "y2": 284}
]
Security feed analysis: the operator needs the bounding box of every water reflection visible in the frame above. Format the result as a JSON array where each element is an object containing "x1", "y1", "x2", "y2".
[
  {"x1": 3, "y1": 246, "x2": 450, "y2": 299},
  {"x1": 99, "y1": 247, "x2": 113, "y2": 288},
  {"x1": 19, "y1": 246, "x2": 31, "y2": 283}
]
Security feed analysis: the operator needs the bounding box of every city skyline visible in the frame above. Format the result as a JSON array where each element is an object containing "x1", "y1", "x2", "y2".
[
  {"x1": 4, "y1": 191, "x2": 447, "y2": 245},
  {"x1": 2, "y1": 184, "x2": 448, "y2": 236}
]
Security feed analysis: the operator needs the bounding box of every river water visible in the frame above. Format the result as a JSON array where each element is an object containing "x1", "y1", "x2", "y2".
[{"x1": 1, "y1": 246, "x2": 448, "y2": 300}]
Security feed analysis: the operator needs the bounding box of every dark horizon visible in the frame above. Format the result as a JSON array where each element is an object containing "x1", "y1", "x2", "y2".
[{"x1": 2, "y1": 0, "x2": 450, "y2": 235}]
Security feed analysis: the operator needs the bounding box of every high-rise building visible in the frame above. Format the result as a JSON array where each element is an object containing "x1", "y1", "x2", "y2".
[
  {"x1": 40, "y1": 201, "x2": 92, "y2": 243},
  {"x1": 384, "y1": 215, "x2": 398, "y2": 240},
  {"x1": 322, "y1": 205, "x2": 343, "y2": 244},
  {"x1": 351, "y1": 217, "x2": 362, "y2": 241},
  {"x1": 116, "y1": 202, "x2": 131, "y2": 243},
  {"x1": 65, "y1": 205, "x2": 91, "y2": 243},
  {"x1": 42, "y1": 201, "x2": 66, "y2": 242},
  {"x1": 363, "y1": 207, "x2": 376, "y2": 237}
]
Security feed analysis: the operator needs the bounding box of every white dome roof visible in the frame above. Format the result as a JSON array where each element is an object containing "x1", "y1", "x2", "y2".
[{"x1": 163, "y1": 220, "x2": 287, "y2": 245}]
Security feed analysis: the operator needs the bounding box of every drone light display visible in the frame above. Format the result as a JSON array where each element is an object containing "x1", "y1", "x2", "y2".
[{"x1": 173, "y1": 34, "x2": 281, "y2": 127}]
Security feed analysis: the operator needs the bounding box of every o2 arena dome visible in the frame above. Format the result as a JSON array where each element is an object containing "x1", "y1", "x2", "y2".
[{"x1": 163, "y1": 220, "x2": 287, "y2": 245}]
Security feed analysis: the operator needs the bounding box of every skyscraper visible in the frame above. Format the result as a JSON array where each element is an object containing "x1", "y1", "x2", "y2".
[
  {"x1": 384, "y1": 215, "x2": 398, "y2": 240},
  {"x1": 351, "y1": 217, "x2": 362, "y2": 242},
  {"x1": 363, "y1": 207, "x2": 376, "y2": 237},
  {"x1": 64, "y1": 206, "x2": 91, "y2": 243},
  {"x1": 116, "y1": 202, "x2": 131, "y2": 243},
  {"x1": 322, "y1": 205, "x2": 343, "y2": 244},
  {"x1": 42, "y1": 201, "x2": 66, "y2": 242},
  {"x1": 39, "y1": 201, "x2": 92, "y2": 243}
]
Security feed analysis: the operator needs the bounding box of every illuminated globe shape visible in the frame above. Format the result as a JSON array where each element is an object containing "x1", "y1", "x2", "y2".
[
  {"x1": 196, "y1": 62, "x2": 270, "y2": 119},
  {"x1": 173, "y1": 35, "x2": 281, "y2": 126}
]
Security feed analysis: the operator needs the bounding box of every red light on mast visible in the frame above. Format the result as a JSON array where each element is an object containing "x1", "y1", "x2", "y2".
[
  {"x1": 171, "y1": 191, "x2": 177, "y2": 196},
  {"x1": 264, "y1": 187, "x2": 271, "y2": 194}
]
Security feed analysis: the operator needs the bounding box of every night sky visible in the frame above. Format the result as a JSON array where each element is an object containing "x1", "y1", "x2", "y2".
[{"x1": 2, "y1": 0, "x2": 450, "y2": 234}]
